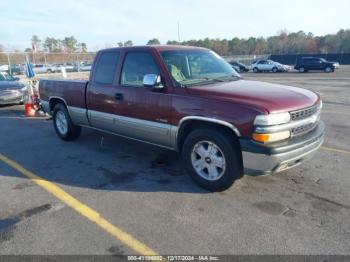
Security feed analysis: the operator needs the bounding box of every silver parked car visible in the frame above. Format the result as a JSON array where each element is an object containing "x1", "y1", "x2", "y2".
[
  {"x1": 251, "y1": 59, "x2": 291, "y2": 73},
  {"x1": 54, "y1": 62, "x2": 78, "y2": 72},
  {"x1": 32, "y1": 64, "x2": 57, "y2": 74},
  {"x1": 0, "y1": 72, "x2": 28, "y2": 105},
  {"x1": 78, "y1": 62, "x2": 92, "y2": 72}
]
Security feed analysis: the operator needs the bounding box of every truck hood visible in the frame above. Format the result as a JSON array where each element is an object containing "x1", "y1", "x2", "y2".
[{"x1": 187, "y1": 80, "x2": 319, "y2": 113}]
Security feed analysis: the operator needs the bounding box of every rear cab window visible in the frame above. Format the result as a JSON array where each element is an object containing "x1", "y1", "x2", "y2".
[
  {"x1": 94, "y1": 51, "x2": 120, "y2": 84},
  {"x1": 121, "y1": 52, "x2": 160, "y2": 87}
]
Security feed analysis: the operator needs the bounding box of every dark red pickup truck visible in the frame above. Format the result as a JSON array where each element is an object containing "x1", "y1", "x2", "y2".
[{"x1": 39, "y1": 45, "x2": 325, "y2": 191}]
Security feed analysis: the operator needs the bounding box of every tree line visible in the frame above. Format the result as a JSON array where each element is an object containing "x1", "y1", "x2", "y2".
[
  {"x1": 3, "y1": 29, "x2": 349, "y2": 56},
  {"x1": 27, "y1": 35, "x2": 88, "y2": 53},
  {"x1": 118, "y1": 30, "x2": 350, "y2": 56},
  {"x1": 166, "y1": 29, "x2": 350, "y2": 56}
]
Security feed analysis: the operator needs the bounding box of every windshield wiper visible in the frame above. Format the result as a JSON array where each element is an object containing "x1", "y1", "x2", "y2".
[
  {"x1": 213, "y1": 75, "x2": 241, "y2": 81},
  {"x1": 178, "y1": 75, "x2": 239, "y2": 87}
]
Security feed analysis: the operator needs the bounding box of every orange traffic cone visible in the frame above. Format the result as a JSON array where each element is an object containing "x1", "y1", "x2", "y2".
[{"x1": 25, "y1": 102, "x2": 36, "y2": 117}]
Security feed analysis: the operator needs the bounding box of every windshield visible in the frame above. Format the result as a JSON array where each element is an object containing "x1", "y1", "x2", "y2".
[
  {"x1": 161, "y1": 50, "x2": 240, "y2": 86},
  {"x1": 0, "y1": 72, "x2": 15, "y2": 81}
]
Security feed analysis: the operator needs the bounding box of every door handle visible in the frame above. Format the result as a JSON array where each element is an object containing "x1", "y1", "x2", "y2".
[{"x1": 115, "y1": 93, "x2": 123, "y2": 101}]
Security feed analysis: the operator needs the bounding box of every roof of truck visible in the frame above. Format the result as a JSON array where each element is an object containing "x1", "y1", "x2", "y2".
[{"x1": 99, "y1": 45, "x2": 208, "y2": 53}]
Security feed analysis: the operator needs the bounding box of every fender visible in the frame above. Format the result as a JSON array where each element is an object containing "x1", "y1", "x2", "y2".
[{"x1": 172, "y1": 116, "x2": 241, "y2": 150}]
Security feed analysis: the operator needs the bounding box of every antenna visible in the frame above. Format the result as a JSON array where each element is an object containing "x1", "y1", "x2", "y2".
[{"x1": 177, "y1": 21, "x2": 181, "y2": 42}]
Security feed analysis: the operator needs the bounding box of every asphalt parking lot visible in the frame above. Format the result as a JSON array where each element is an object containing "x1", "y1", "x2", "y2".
[{"x1": 0, "y1": 67, "x2": 350, "y2": 256}]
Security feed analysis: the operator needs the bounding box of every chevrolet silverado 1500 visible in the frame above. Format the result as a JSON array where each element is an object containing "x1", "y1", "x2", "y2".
[{"x1": 39, "y1": 45, "x2": 325, "y2": 191}]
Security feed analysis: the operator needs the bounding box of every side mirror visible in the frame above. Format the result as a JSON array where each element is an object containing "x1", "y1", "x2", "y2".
[
  {"x1": 143, "y1": 74, "x2": 164, "y2": 90},
  {"x1": 14, "y1": 77, "x2": 20, "y2": 81}
]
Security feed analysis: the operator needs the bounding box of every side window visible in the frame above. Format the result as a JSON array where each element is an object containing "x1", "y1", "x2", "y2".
[
  {"x1": 121, "y1": 52, "x2": 160, "y2": 87},
  {"x1": 94, "y1": 51, "x2": 120, "y2": 84}
]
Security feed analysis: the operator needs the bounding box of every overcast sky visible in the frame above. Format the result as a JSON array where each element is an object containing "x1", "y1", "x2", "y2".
[{"x1": 1, "y1": 0, "x2": 350, "y2": 51}]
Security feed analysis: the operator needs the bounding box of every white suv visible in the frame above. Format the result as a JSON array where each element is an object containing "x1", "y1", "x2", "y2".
[{"x1": 251, "y1": 59, "x2": 290, "y2": 73}]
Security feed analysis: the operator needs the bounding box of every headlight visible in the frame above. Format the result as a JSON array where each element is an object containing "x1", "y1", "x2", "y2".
[
  {"x1": 252, "y1": 131, "x2": 290, "y2": 143},
  {"x1": 20, "y1": 86, "x2": 28, "y2": 92},
  {"x1": 254, "y1": 112, "x2": 291, "y2": 126}
]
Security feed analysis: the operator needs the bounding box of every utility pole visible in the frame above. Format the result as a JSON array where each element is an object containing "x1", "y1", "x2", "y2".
[
  {"x1": 7, "y1": 53, "x2": 12, "y2": 75},
  {"x1": 177, "y1": 21, "x2": 181, "y2": 43}
]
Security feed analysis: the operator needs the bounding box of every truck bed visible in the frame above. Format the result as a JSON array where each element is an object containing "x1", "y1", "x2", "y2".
[{"x1": 39, "y1": 79, "x2": 88, "y2": 109}]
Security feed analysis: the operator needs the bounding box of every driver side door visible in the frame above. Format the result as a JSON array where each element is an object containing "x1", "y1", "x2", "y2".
[{"x1": 113, "y1": 51, "x2": 173, "y2": 147}]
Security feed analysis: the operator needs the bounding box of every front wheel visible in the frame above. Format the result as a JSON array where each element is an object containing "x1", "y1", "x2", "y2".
[
  {"x1": 53, "y1": 103, "x2": 81, "y2": 141},
  {"x1": 324, "y1": 66, "x2": 333, "y2": 73},
  {"x1": 253, "y1": 67, "x2": 259, "y2": 73},
  {"x1": 272, "y1": 67, "x2": 278, "y2": 73},
  {"x1": 181, "y1": 128, "x2": 242, "y2": 191}
]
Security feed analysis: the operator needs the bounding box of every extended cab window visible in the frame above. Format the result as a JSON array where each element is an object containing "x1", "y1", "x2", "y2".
[
  {"x1": 94, "y1": 51, "x2": 120, "y2": 84},
  {"x1": 121, "y1": 52, "x2": 160, "y2": 87}
]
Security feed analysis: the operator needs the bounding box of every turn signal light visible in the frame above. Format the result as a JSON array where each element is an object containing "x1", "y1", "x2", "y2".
[{"x1": 252, "y1": 131, "x2": 290, "y2": 143}]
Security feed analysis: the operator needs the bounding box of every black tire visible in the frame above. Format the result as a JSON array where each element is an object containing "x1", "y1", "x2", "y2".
[
  {"x1": 253, "y1": 67, "x2": 259, "y2": 73},
  {"x1": 324, "y1": 66, "x2": 332, "y2": 73},
  {"x1": 53, "y1": 103, "x2": 81, "y2": 141},
  {"x1": 272, "y1": 67, "x2": 278, "y2": 73},
  {"x1": 299, "y1": 67, "x2": 306, "y2": 73},
  {"x1": 181, "y1": 127, "x2": 242, "y2": 191}
]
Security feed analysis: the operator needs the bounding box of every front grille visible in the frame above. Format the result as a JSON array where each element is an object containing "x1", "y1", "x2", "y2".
[
  {"x1": 289, "y1": 104, "x2": 321, "y2": 137},
  {"x1": 291, "y1": 122, "x2": 316, "y2": 136},
  {"x1": 290, "y1": 105, "x2": 318, "y2": 121}
]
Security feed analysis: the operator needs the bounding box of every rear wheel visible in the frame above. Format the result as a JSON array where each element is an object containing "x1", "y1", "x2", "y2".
[
  {"x1": 181, "y1": 128, "x2": 242, "y2": 191},
  {"x1": 53, "y1": 103, "x2": 81, "y2": 141}
]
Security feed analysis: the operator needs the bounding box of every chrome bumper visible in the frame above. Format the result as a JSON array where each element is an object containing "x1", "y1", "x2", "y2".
[{"x1": 240, "y1": 121, "x2": 325, "y2": 176}]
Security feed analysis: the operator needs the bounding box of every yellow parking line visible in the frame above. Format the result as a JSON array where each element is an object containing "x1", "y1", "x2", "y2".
[
  {"x1": 0, "y1": 153, "x2": 158, "y2": 256},
  {"x1": 321, "y1": 146, "x2": 350, "y2": 155}
]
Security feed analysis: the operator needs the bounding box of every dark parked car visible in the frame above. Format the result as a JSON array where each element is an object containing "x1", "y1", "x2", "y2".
[
  {"x1": 229, "y1": 61, "x2": 249, "y2": 72},
  {"x1": 0, "y1": 72, "x2": 28, "y2": 105},
  {"x1": 295, "y1": 57, "x2": 340, "y2": 73}
]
